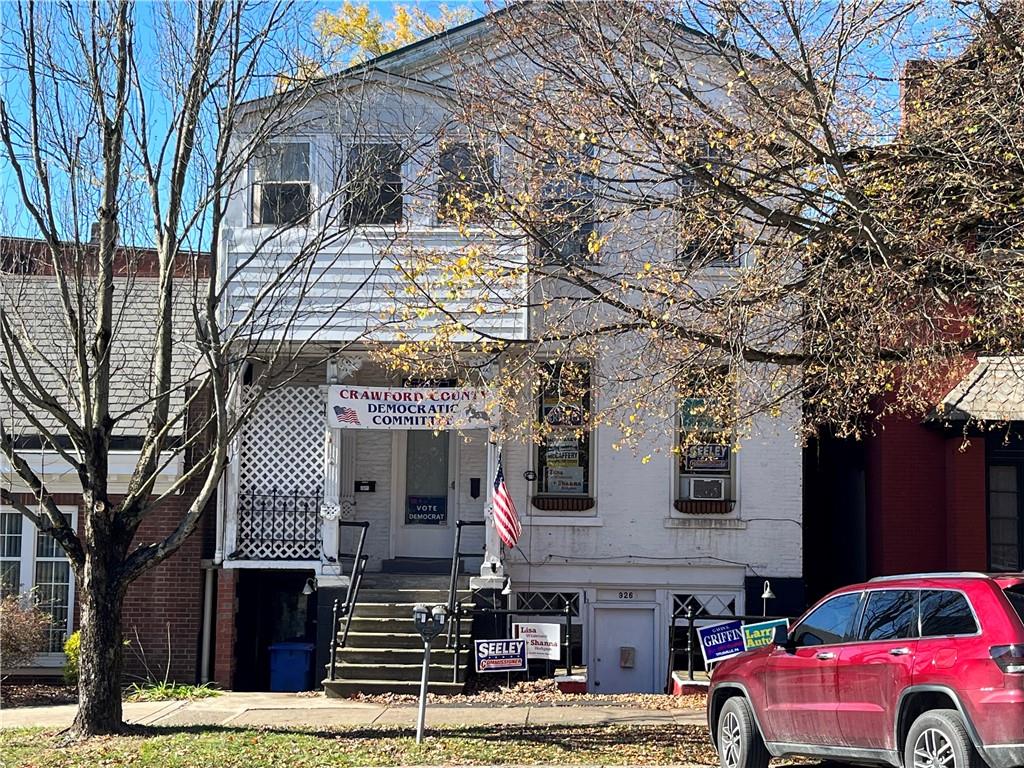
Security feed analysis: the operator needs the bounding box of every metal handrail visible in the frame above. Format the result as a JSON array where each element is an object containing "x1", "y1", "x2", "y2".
[
  {"x1": 445, "y1": 519, "x2": 484, "y2": 647},
  {"x1": 665, "y1": 608, "x2": 790, "y2": 692},
  {"x1": 451, "y1": 602, "x2": 575, "y2": 683},
  {"x1": 328, "y1": 521, "x2": 370, "y2": 681}
]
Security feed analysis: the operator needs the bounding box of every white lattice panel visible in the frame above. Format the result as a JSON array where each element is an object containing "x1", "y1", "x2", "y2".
[{"x1": 235, "y1": 386, "x2": 325, "y2": 560}]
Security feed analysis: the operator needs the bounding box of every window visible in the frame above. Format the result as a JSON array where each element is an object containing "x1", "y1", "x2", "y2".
[
  {"x1": 1003, "y1": 585, "x2": 1024, "y2": 624},
  {"x1": 857, "y1": 589, "x2": 918, "y2": 641},
  {"x1": 0, "y1": 509, "x2": 75, "y2": 661},
  {"x1": 535, "y1": 362, "x2": 592, "y2": 500},
  {"x1": 253, "y1": 143, "x2": 311, "y2": 225},
  {"x1": 675, "y1": 143, "x2": 738, "y2": 268},
  {"x1": 920, "y1": 590, "x2": 977, "y2": 637},
  {"x1": 537, "y1": 148, "x2": 597, "y2": 264},
  {"x1": 989, "y1": 464, "x2": 1020, "y2": 571},
  {"x1": 515, "y1": 591, "x2": 580, "y2": 617},
  {"x1": 676, "y1": 381, "x2": 734, "y2": 513},
  {"x1": 437, "y1": 141, "x2": 495, "y2": 224},
  {"x1": 792, "y1": 592, "x2": 861, "y2": 647},
  {"x1": 345, "y1": 142, "x2": 403, "y2": 225}
]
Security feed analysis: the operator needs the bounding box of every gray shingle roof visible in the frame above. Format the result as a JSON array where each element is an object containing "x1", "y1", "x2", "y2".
[
  {"x1": 1, "y1": 275, "x2": 205, "y2": 440},
  {"x1": 937, "y1": 356, "x2": 1024, "y2": 422}
]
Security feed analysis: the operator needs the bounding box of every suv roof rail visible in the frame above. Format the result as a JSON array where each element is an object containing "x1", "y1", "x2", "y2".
[{"x1": 869, "y1": 571, "x2": 989, "y2": 582}]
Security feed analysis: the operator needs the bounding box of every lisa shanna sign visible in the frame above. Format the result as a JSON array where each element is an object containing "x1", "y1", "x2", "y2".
[{"x1": 327, "y1": 385, "x2": 491, "y2": 430}]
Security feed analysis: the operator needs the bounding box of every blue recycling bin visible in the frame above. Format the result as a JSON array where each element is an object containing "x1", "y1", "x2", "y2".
[{"x1": 268, "y1": 641, "x2": 315, "y2": 692}]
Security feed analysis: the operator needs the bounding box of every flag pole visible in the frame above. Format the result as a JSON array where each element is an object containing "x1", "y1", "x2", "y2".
[{"x1": 471, "y1": 420, "x2": 506, "y2": 591}]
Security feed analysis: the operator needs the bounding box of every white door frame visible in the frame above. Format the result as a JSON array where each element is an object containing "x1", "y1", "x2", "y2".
[{"x1": 389, "y1": 430, "x2": 461, "y2": 559}]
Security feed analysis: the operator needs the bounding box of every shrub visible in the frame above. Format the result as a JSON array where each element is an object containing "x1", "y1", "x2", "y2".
[
  {"x1": 63, "y1": 630, "x2": 80, "y2": 685},
  {"x1": 0, "y1": 594, "x2": 50, "y2": 674}
]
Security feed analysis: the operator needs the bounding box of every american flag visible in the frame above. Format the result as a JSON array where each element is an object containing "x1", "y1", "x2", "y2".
[
  {"x1": 333, "y1": 405, "x2": 361, "y2": 425},
  {"x1": 492, "y1": 451, "x2": 522, "y2": 548}
]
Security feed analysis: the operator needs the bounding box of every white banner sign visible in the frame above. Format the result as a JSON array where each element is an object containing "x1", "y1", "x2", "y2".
[
  {"x1": 513, "y1": 622, "x2": 561, "y2": 661},
  {"x1": 326, "y1": 385, "x2": 492, "y2": 430}
]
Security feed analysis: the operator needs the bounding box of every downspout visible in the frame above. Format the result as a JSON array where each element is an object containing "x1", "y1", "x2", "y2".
[{"x1": 200, "y1": 564, "x2": 214, "y2": 684}]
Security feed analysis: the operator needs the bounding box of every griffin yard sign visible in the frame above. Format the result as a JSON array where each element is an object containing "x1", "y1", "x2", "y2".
[
  {"x1": 513, "y1": 623, "x2": 561, "y2": 660},
  {"x1": 697, "y1": 618, "x2": 790, "y2": 664},
  {"x1": 474, "y1": 639, "x2": 528, "y2": 673}
]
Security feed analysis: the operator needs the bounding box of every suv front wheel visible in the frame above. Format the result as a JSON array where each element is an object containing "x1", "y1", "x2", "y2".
[
  {"x1": 716, "y1": 696, "x2": 769, "y2": 768},
  {"x1": 905, "y1": 710, "x2": 981, "y2": 768}
]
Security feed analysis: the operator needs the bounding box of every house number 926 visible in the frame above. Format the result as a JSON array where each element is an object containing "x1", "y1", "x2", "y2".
[{"x1": 618, "y1": 591, "x2": 635, "y2": 599}]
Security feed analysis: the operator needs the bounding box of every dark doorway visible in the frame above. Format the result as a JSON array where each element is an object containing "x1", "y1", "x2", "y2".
[
  {"x1": 803, "y1": 432, "x2": 868, "y2": 602},
  {"x1": 234, "y1": 570, "x2": 317, "y2": 691}
]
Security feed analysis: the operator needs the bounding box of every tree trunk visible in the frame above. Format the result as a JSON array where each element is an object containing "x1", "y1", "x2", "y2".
[{"x1": 70, "y1": 555, "x2": 125, "y2": 737}]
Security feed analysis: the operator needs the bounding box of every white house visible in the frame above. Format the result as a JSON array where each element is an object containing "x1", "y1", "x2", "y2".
[{"x1": 211, "y1": 8, "x2": 803, "y2": 695}]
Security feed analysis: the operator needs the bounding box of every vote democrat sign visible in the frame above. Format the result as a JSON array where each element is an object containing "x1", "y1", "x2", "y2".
[{"x1": 474, "y1": 639, "x2": 528, "y2": 673}]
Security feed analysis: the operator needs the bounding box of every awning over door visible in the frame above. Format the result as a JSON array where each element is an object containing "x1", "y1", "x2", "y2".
[{"x1": 936, "y1": 356, "x2": 1024, "y2": 422}]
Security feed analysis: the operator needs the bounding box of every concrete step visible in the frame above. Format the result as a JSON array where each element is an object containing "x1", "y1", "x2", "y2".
[
  {"x1": 341, "y1": 631, "x2": 457, "y2": 649},
  {"x1": 353, "y1": 601, "x2": 473, "y2": 618},
  {"x1": 335, "y1": 647, "x2": 460, "y2": 665},
  {"x1": 324, "y1": 678, "x2": 464, "y2": 697},
  {"x1": 342, "y1": 615, "x2": 472, "y2": 634},
  {"x1": 333, "y1": 662, "x2": 460, "y2": 683},
  {"x1": 356, "y1": 588, "x2": 470, "y2": 604}
]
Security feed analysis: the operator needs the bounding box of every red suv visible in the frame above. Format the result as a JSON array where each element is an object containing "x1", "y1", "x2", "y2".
[{"x1": 708, "y1": 573, "x2": 1024, "y2": 768}]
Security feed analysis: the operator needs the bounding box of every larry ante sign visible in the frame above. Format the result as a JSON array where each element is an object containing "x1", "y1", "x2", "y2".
[{"x1": 326, "y1": 385, "x2": 491, "y2": 430}]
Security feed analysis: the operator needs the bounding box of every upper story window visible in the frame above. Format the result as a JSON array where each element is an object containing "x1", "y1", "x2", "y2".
[
  {"x1": 534, "y1": 361, "x2": 593, "y2": 509},
  {"x1": 538, "y1": 148, "x2": 597, "y2": 265},
  {"x1": 676, "y1": 142, "x2": 739, "y2": 268},
  {"x1": 437, "y1": 141, "x2": 495, "y2": 225},
  {"x1": 345, "y1": 142, "x2": 403, "y2": 226},
  {"x1": 252, "y1": 142, "x2": 311, "y2": 226},
  {"x1": 676, "y1": 377, "x2": 735, "y2": 514}
]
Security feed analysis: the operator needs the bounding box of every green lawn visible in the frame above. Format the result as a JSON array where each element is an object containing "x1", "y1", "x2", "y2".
[{"x1": 2, "y1": 724, "x2": 719, "y2": 767}]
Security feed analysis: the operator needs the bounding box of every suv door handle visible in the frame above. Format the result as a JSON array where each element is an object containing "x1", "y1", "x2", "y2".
[
  {"x1": 815, "y1": 652, "x2": 835, "y2": 660},
  {"x1": 888, "y1": 647, "x2": 912, "y2": 656}
]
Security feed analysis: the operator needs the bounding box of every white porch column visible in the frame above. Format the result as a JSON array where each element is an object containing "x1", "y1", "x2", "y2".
[
  {"x1": 471, "y1": 361, "x2": 506, "y2": 592},
  {"x1": 320, "y1": 354, "x2": 363, "y2": 578},
  {"x1": 216, "y1": 363, "x2": 246, "y2": 564}
]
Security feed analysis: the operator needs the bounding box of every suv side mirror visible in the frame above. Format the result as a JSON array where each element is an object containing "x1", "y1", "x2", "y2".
[{"x1": 774, "y1": 624, "x2": 794, "y2": 652}]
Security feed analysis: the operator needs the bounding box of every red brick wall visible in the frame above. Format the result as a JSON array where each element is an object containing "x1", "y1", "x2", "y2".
[
  {"x1": 866, "y1": 414, "x2": 988, "y2": 576},
  {"x1": 867, "y1": 414, "x2": 948, "y2": 575},
  {"x1": 944, "y1": 437, "x2": 988, "y2": 570},
  {"x1": 213, "y1": 569, "x2": 238, "y2": 689}
]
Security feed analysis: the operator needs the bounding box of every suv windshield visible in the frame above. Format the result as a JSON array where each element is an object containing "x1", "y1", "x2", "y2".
[{"x1": 1004, "y1": 585, "x2": 1024, "y2": 623}]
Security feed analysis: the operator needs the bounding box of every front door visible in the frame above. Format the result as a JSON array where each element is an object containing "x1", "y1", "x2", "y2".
[
  {"x1": 393, "y1": 430, "x2": 456, "y2": 559},
  {"x1": 589, "y1": 605, "x2": 659, "y2": 693}
]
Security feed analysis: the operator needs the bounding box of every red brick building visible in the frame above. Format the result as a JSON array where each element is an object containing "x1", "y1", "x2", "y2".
[
  {"x1": 804, "y1": 359, "x2": 1024, "y2": 601},
  {"x1": 1, "y1": 236, "x2": 213, "y2": 684}
]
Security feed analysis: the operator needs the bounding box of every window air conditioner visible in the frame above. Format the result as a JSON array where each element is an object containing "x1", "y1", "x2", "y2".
[{"x1": 690, "y1": 477, "x2": 726, "y2": 501}]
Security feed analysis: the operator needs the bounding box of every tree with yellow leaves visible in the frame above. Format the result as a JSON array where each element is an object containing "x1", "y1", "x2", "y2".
[{"x1": 314, "y1": 1, "x2": 474, "y2": 64}]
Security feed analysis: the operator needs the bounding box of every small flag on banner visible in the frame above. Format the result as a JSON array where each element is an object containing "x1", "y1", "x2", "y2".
[
  {"x1": 492, "y1": 451, "x2": 522, "y2": 548},
  {"x1": 334, "y1": 405, "x2": 361, "y2": 425}
]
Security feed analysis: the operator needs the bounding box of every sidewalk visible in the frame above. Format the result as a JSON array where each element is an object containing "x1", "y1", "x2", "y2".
[{"x1": 0, "y1": 691, "x2": 706, "y2": 730}]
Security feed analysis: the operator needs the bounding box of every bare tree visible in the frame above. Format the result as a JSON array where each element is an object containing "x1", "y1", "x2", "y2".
[
  {"x1": 0, "y1": 0, "x2": 421, "y2": 737},
  {"x1": 378, "y1": 1, "x2": 1023, "y2": 450}
]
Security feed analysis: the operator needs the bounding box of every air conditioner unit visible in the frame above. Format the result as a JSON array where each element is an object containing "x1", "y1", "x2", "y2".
[{"x1": 690, "y1": 477, "x2": 726, "y2": 501}]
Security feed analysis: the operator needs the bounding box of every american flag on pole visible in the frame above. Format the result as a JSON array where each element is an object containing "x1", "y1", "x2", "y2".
[{"x1": 492, "y1": 451, "x2": 522, "y2": 548}]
